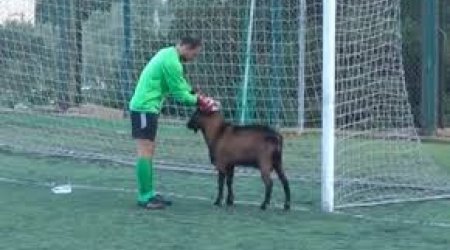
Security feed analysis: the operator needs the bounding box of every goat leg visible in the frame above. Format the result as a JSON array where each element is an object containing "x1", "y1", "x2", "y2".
[
  {"x1": 260, "y1": 169, "x2": 273, "y2": 210},
  {"x1": 226, "y1": 166, "x2": 234, "y2": 206},
  {"x1": 214, "y1": 172, "x2": 225, "y2": 206},
  {"x1": 275, "y1": 167, "x2": 291, "y2": 210}
]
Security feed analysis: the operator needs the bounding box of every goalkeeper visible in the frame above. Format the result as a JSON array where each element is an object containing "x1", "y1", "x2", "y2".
[{"x1": 129, "y1": 36, "x2": 217, "y2": 209}]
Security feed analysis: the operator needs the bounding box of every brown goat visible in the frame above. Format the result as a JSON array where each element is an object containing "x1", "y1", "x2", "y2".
[{"x1": 187, "y1": 109, "x2": 291, "y2": 210}]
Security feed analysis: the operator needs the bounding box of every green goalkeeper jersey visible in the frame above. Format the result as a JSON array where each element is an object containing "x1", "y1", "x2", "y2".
[{"x1": 129, "y1": 46, "x2": 198, "y2": 113}]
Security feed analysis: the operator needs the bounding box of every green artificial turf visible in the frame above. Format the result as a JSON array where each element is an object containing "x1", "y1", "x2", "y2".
[
  {"x1": 2, "y1": 112, "x2": 450, "y2": 249},
  {"x1": 1, "y1": 149, "x2": 450, "y2": 250}
]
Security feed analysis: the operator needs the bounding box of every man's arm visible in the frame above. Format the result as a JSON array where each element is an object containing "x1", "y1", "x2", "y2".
[{"x1": 162, "y1": 61, "x2": 198, "y2": 106}]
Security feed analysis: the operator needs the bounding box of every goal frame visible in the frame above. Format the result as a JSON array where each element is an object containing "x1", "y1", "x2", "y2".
[{"x1": 321, "y1": 0, "x2": 336, "y2": 213}]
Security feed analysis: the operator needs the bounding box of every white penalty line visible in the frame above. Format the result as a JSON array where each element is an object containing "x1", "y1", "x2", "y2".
[
  {"x1": 1, "y1": 176, "x2": 450, "y2": 229},
  {"x1": 0, "y1": 176, "x2": 307, "y2": 212}
]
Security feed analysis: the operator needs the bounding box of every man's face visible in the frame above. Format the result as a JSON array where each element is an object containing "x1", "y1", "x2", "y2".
[{"x1": 179, "y1": 45, "x2": 202, "y2": 61}]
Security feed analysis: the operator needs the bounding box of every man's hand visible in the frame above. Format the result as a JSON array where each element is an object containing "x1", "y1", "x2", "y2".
[{"x1": 198, "y1": 94, "x2": 220, "y2": 112}]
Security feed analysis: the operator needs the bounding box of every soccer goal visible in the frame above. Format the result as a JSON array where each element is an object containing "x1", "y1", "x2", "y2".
[{"x1": 1, "y1": 0, "x2": 450, "y2": 212}]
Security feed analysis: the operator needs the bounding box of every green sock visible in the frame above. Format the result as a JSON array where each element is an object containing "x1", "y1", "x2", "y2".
[{"x1": 136, "y1": 157, "x2": 155, "y2": 204}]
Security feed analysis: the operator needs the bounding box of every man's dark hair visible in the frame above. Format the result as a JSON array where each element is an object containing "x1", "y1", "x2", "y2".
[{"x1": 179, "y1": 36, "x2": 202, "y2": 48}]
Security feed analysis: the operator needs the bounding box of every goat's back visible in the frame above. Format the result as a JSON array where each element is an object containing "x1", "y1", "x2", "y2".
[
  {"x1": 233, "y1": 125, "x2": 281, "y2": 144},
  {"x1": 214, "y1": 124, "x2": 282, "y2": 166}
]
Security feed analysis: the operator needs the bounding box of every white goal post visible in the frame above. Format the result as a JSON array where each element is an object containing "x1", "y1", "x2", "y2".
[{"x1": 321, "y1": 0, "x2": 336, "y2": 213}]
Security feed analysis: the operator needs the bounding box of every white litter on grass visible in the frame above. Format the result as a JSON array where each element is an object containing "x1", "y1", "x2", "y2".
[{"x1": 51, "y1": 184, "x2": 72, "y2": 194}]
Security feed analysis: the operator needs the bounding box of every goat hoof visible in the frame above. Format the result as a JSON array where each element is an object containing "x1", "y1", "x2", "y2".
[
  {"x1": 260, "y1": 203, "x2": 267, "y2": 210},
  {"x1": 226, "y1": 200, "x2": 234, "y2": 206},
  {"x1": 213, "y1": 200, "x2": 222, "y2": 206},
  {"x1": 284, "y1": 204, "x2": 291, "y2": 211}
]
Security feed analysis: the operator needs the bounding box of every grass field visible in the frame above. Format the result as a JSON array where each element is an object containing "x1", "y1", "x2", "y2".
[
  {"x1": 2, "y1": 150, "x2": 450, "y2": 250},
  {"x1": 2, "y1": 111, "x2": 450, "y2": 249}
]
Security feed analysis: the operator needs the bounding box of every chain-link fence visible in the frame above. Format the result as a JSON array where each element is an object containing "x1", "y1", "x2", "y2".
[
  {"x1": 1, "y1": 0, "x2": 448, "y2": 129},
  {"x1": 402, "y1": 0, "x2": 450, "y2": 129},
  {"x1": 439, "y1": 2, "x2": 450, "y2": 128}
]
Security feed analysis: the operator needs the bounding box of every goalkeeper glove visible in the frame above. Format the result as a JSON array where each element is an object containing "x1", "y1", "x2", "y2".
[{"x1": 197, "y1": 94, "x2": 220, "y2": 112}]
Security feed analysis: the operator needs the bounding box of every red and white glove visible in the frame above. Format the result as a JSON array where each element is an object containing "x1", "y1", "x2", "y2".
[{"x1": 197, "y1": 94, "x2": 220, "y2": 112}]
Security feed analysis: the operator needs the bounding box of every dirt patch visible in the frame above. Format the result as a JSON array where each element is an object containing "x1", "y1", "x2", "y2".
[
  {"x1": 437, "y1": 128, "x2": 450, "y2": 138},
  {"x1": 64, "y1": 104, "x2": 124, "y2": 120}
]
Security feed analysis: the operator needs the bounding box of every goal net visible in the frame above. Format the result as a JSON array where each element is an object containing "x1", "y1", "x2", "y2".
[{"x1": 1, "y1": 0, "x2": 449, "y2": 210}]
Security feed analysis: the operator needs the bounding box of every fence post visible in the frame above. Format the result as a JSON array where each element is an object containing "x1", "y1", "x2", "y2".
[
  {"x1": 421, "y1": 0, "x2": 439, "y2": 135},
  {"x1": 270, "y1": 0, "x2": 282, "y2": 127},
  {"x1": 239, "y1": 0, "x2": 256, "y2": 124},
  {"x1": 298, "y1": 0, "x2": 306, "y2": 132},
  {"x1": 57, "y1": 0, "x2": 71, "y2": 111},
  {"x1": 120, "y1": 0, "x2": 132, "y2": 117},
  {"x1": 438, "y1": 0, "x2": 446, "y2": 128},
  {"x1": 74, "y1": 0, "x2": 83, "y2": 105}
]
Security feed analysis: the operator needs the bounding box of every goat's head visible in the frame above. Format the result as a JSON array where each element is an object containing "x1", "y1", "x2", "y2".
[
  {"x1": 187, "y1": 109, "x2": 202, "y2": 133},
  {"x1": 187, "y1": 109, "x2": 222, "y2": 133}
]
